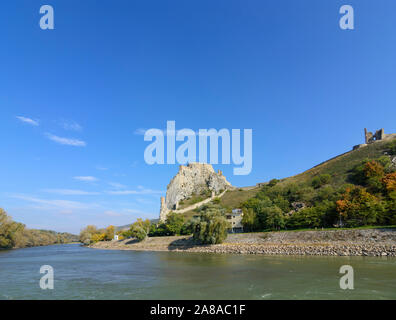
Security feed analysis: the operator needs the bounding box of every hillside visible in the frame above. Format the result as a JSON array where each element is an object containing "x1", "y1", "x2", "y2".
[
  {"x1": 282, "y1": 139, "x2": 395, "y2": 187},
  {"x1": 178, "y1": 137, "x2": 396, "y2": 230}
]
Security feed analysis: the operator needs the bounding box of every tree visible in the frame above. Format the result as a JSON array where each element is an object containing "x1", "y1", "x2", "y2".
[
  {"x1": 193, "y1": 205, "x2": 230, "y2": 244},
  {"x1": 126, "y1": 218, "x2": 151, "y2": 242},
  {"x1": 104, "y1": 225, "x2": 115, "y2": 241},
  {"x1": 336, "y1": 186, "x2": 385, "y2": 227},
  {"x1": 241, "y1": 208, "x2": 259, "y2": 231},
  {"x1": 351, "y1": 160, "x2": 385, "y2": 192},
  {"x1": 79, "y1": 225, "x2": 99, "y2": 244},
  {"x1": 165, "y1": 212, "x2": 185, "y2": 235},
  {"x1": 180, "y1": 218, "x2": 198, "y2": 235},
  {"x1": 0, "y1": 209, "x2": 24, "y2": 249},
  {"x1": 265, "y1": 206, "x2": 285, "y2": 230},
  {"x1": 383, "y1": 172, "x2": 396, "y2": 198}
]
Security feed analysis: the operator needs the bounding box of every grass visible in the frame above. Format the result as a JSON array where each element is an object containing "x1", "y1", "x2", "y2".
[
  {"x1": 180, "y1": 188, "x2": 261, "y2": 220},
  {"x1": 280, "y1": 139, "x2": 394, "y2": 187},
  {"x1": 219, "y1": 187, "x2": 260, "y2": 209}
]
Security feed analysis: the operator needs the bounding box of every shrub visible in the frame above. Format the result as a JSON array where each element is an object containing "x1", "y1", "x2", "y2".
[
  {"x1": 126, "y1": 218, "x2": 151, "y2": 242},
  {"x1": 312, "y1": 174, "x2": 331, "y2": 189},
  {"x1": 165, "y1": 212, "x2": 185, "y2": 235},
  {"x1": 385, "y1": 140, "x2": 396, "y2": 155},
  {"x1": 268, "y1": 179, "x2": 280, "y2": 187},
  {"x1": 180, "y1": 218, "x2": 198, "y2": 235},
  {"x1": 148, "y1": 223, "x2": 172, "y2": 237}
]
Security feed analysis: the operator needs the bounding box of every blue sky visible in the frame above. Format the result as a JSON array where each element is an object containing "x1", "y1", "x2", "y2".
[{"x1": 1, "y1": 1, "x2": 395, "y2": 234}]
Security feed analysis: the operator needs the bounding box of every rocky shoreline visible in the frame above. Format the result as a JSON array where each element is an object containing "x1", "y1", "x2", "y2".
[{"x1": 89, "y1": 228, "x2": 396, "y2": 257}]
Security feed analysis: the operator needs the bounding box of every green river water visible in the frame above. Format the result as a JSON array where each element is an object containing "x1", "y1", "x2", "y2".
[{"x1": 0, "y1": 244, "x2": 395, "y2": 299}]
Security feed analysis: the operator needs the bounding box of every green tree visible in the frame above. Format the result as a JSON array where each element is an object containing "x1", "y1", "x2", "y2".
[
  {"x1": 241, "y1": 208, "x2": 259, "y2": 231},
  {"x1": 193, "y1": 205, "x2": 230, "y2": 244},
  {"x1": 165, "y1": 212, "x2": 185, "y2": 235},
  {"x1": 0, "y1": 209, "x2": 24, "y2": 249},
  {"x1": 127, "y1": 218, "x2": 151, "y2": 242},
  {"x1": 265, "y1": 206, "x2": 285, "y2": 230}
]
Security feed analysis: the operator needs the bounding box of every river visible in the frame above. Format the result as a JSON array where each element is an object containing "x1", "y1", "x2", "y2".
[{"x1": 0, "y1": 244, "x2": 395, "y2": 299}]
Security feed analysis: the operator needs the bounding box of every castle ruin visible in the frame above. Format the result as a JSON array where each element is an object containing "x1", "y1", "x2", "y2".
[{"x1": 353, "y1": 128, "x2": 396, "y2": 150}]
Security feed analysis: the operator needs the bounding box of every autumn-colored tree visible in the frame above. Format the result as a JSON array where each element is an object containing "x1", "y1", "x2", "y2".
[
  {"x1": 383, "y1": 172, "x2": 396, "y2": 198},
  {"x1": 364, "y1": 161, "x2": 384, "y2": 178},
  {"x1": 336, "y1": 186, "x2": 385, "y2": 227},
  {"x1": 104, "y1": 225, "x2": 115, "y2": 241},
  {"x1": 79, "y1": 225, "x2": 99, "y2": 244},
  {"x1": 91, "y1": 233, "x2": 106, "y2": 242}
]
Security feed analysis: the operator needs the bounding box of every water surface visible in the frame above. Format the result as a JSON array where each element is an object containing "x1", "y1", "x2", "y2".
[{"x1": 0, "y1": 244, "x2": 395, "y2": 299}]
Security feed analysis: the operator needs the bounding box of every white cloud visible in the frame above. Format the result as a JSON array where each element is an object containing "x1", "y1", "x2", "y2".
[
  {"x1": 73, "y1": 176, "x2": 98, "y2": 182},
  {"x1": 134, "y1": 128, "x2": 147, "y2": 135},
  {"x1": 108, "y1": 182, "x2": 127, "y2": 189},
  {"x1": 61, "y1": 120, "x2": 82, "y2": 131},
  {"x1": 96, "y1": 165, "x2": 108, "y2": 171},
  {"x1": 16, "y1": 116, "x2": 39, "y2": 126},
  {"x1": 123, "y1": 208, "x2": 154, "y2": 215},
  {"x1": 9, "y1": 194, "x2": 97, "y2": 210},
  {"x1": 42, "y1": 189, "x2": 100, "y2": 195},
  {"x1": 46, "y1": 133, "x2": 86, "y2": 147},
  {"x1": 107, "y1": 187, "x2": 163, "y2": 195},
  {"x1": 104, "y1": 210, "x2": 123, "y2": 217}
]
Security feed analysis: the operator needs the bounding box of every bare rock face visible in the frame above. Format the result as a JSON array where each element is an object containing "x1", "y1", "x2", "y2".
[{"x1": 159, "y1": 163, "x2": 232, "y2": 221}]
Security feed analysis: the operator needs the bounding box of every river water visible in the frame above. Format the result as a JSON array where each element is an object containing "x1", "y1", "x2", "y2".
[{"x1": 0, "y1": 244, "x2": 395, "y2": 299}]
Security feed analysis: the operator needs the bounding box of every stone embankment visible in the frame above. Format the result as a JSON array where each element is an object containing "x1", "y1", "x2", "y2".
[{"x1": 90, "y1": 228, "x2": 396, "y2": 257}]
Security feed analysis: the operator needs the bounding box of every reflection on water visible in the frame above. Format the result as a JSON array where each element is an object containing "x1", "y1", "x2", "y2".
[{"x1": 0, "y1": 244, "x2": 395, "y2": 300}]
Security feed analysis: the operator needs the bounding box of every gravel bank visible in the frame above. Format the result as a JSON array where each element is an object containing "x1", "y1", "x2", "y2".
[{"x1": 90, "y1": 228, "x2": 396, "y2": 257}]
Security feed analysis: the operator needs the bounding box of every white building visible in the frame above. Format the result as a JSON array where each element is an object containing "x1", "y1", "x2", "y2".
[{"x1": 226, "y1": 209, "x2": 244, "y2": 233}]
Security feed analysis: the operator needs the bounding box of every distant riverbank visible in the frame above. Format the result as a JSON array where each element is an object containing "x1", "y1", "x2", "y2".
[{"x1": 90, "y1": 228, "x2": 396, "y2": 256}]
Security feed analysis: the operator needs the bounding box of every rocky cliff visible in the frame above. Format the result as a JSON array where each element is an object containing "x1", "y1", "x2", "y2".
[{"x1": 159, "y1": 163, "x2": 232, "y2": 221}]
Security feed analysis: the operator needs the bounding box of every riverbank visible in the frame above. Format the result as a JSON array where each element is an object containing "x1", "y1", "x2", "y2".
[{"x1": 90, "y1": 228, "x2": 396, "y2": 256}]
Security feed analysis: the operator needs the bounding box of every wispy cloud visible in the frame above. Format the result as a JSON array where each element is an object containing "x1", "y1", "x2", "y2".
[
  {"x1": 42, "y1": 189, "x2": 100, "y2": 195},
  {"x1": 96, "y1": 165, "x2": 108, "y2": 171},
  {"x1": 46, "y1": 133, "x2": 86, "y2": 147},
  {"x1": 104, "y1": 210, "x2": 123, "y2": 217},
  {"x1": 107, "y1": 186, "x2": 163, "y2": 195},
  {"x1": 134, "y1": 128, "x2": 147, "y2": 135},
  {"x1": 123, "y1": 208, "x2": 155, "y2": 215},
  {"x1": 73, "y1": 176, "x2": 98, "y2": 182},
  {"x1": 61, "y1": 120, "x2": 82, "y2": 132},
  {"x1": 9, "y1": 194, "x2": 97, "y2": 210},
  {"x1": 16, "y1": 116, "x2": 39, "y2": 126},
  {"x1": 108, "y1": 182, "x2": 127, "y2": 189}
]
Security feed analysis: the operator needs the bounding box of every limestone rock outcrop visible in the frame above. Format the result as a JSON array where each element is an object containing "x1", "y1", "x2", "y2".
[{"x1": 159, "y1": 163, "x2": 232, "y2": 221}]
